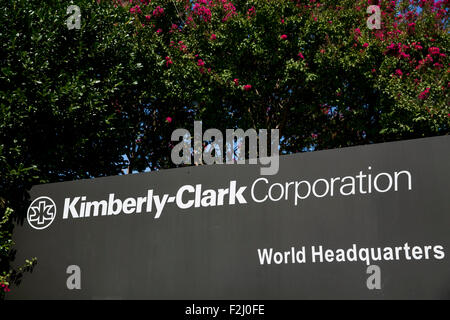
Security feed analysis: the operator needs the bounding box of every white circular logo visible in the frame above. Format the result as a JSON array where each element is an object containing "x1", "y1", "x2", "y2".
[{"x1": 27, "y1": 196, "x2": 57, "y2": 230}]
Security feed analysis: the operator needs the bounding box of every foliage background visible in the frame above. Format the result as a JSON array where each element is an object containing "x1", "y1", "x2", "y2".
[{"x1": 0, "y1": 0, "x2": 448, "y2": 297}]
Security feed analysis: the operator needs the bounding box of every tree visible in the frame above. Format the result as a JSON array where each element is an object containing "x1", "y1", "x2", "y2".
[{"x1": 0, "y1": 0, "x2": 448, "y2": 297}]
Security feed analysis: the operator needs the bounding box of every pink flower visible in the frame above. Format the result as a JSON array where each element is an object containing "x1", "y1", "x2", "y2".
[
  {"x1": 153, "y1": 6, "x2": 164, "y2": 17},
  {"x1": 400, "y1": 52, "x2": 410, "y2": 59},
  {"x1": 222, "y1": 2, "x2": 237, "y2": 21},
  {"x1": 165, "y1": 56, "x2": 173, "y2": 67},
  {"x1": 243, "y1": 84, "x2": 252, "y2": 91},
  {"x1": 233, "y1": 78, "x2": 239, "y2": 86},
  {"x1": 298, "y1": 52, "x2": 305, "y2": 60},
  {"x1": 156, "y1": 28, "x2": 162, "y2": 34},
  {"x1": 387, "y1": 43, "x2": 397, "y2": 51},
  {"x1": 247, "y1": 6, "x2": 255, "y2": 18},
  {"x1": 363, "y1": 43, "x2": 369, "y2": 48},
  {"x1": 130, "y1": 5, "x2": 141, "y2": 14},
  {"x1": 193, "y1": 2, "x2": 212, "y2": 22},
  {"x1": 280, "y1": 34, "x2": 288, "y2": 40},
  {"x1": 166, "y1": 117, "x2": 172, "y2": 123},
  {"x1": 418, "y1": 88, "x2": 430, "y2": 100},
  {"x1": 197, "y1": 59, "x2": 205, "y2": 67},
  {"x1": 395, "y1": 69, "x2": 403, "y2": 77},
  {"x1": 210, "y1": 33, "x2": 216, "y2": 40}
]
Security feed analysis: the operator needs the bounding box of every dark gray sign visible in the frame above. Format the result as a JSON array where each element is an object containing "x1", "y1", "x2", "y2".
[{"x1": 9, "y1": 135, "x2": 450, "y2": 299}]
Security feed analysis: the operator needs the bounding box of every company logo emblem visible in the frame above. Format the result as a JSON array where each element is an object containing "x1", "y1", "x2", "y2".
[{"x1": 27, "y1": 196, "x2": 57, "y2": 230}]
